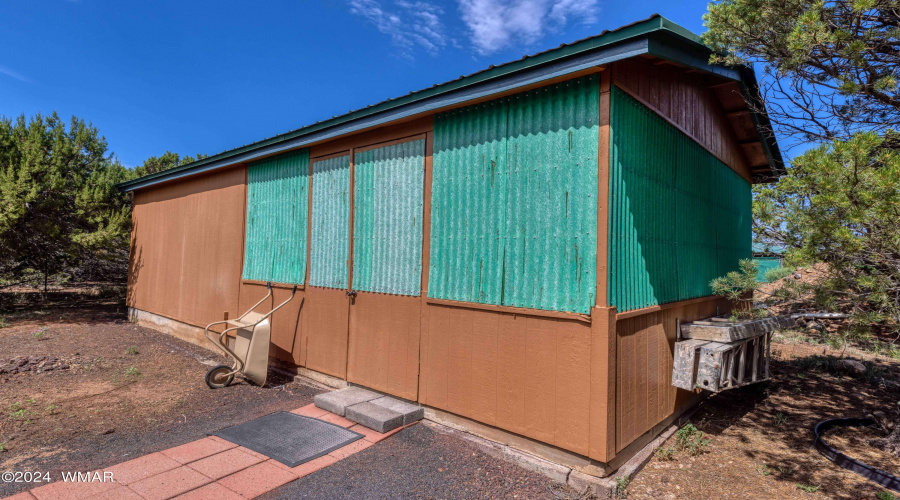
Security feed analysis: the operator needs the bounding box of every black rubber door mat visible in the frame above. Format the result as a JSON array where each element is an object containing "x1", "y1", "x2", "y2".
[{"x1": 214, "y1": 411, "x2": 364, "y2": 467}]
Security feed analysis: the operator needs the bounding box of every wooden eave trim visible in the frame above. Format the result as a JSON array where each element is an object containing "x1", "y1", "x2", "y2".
[{"x1": 615, "y1": 295, "x2": 723, "y2": 320}]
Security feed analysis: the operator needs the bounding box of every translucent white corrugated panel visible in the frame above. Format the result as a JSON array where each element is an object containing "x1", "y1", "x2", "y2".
[
  {"x1": 353, "y1": 139, "x2": 425, "y2": 295},
  {"x1": 310, "y1": 154, "x2": 350, "y2": 289}
]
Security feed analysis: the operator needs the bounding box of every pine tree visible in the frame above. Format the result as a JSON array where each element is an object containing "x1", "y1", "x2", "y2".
[{"x1": 0, "y1": 112, "x2": 133, "y2": 291}]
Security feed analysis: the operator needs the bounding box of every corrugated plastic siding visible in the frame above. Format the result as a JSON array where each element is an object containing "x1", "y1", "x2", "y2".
[
  {"x1": 429, "y1": 76, "x2": 599, "y2": 314},
  {"x1": 310, "y1": 154, "x2": 351, "y2": 289},
  {"x1": 504, "y1": 79, "x2": 599, "y2": 312},
  {"x1": 754, "y1": 257, "x2": 783, "y2": 282},
  {"x1": 352, "y1": 139, "x2": 425, "y2": 295},
  {"x1": 675, "y1": 139, "x2": 719, "y2": 300},
  {"x1": 242, "y1": 149, "x2": 309, "y2": 284},
  {"x1": 608, "y1": 86, "x2": 751, "y2": 312},
  {"x1": 716, "y1": 162, "x2": 753, "y2": 277},
  {"x1": 430, "y1": 100, "x2": 509, "y2": 305}
]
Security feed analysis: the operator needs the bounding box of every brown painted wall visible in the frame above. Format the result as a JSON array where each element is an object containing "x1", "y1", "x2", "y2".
[
  {"x1": 129, "y1": 166, "x2": 246, "y2": 328},
  {"x1": 611, "y1": 59, "x2": 752, "y2": 181},
  {"x1": 238, "y1": 283, "x2": 307, "y2": 366},
  {"x1": 304, "y1": 286, "x2": 351, "y2": 378},
  {"x1": 614, "y1": 298, "x2": 730, "y2": 452},
  {"x1": 348, "y1": 293, "x2": 421, "y2": 401},
  {"x1": 419, "y1": 304, "x2": 594, "y2": 457}
]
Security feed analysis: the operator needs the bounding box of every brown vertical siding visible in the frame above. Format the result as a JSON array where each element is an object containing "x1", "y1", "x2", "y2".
[
  {"x1": 589, "y1": 306, "x2": 617, "y2": 462},
  {"x1": 614, "y1": 297, "x2": 730, "y2": 452},
  {"x1": 347, "y1": 293, "x2": 421, "y2": 401},
  {"x1": 304, "y1": 286, "x2": 350, "y2": 378},
  {"x1": 237, "y1": 283, "x2": 307, "y2": 366},
  {"x1": 128, "y1": 166, "x2": 246, "y2": 328},
  {"x1": 419, "y1": 304, "x2": 593, "y2": 456},
  {"x1": 611, "y1": 59, "x2": 752, "y2": 181}
]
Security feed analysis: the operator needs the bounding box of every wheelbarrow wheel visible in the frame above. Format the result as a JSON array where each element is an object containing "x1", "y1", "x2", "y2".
[{"x1": 205, "y1": 365, "x2": 234, "y2": 389}]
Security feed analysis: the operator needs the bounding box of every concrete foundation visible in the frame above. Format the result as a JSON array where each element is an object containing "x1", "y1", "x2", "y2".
[{"x1": 129, "y1": 307, "x2": 210, "y2": 348}]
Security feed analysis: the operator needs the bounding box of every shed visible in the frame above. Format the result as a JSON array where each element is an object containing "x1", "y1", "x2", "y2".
[
  {"x1": 753, "y1": 243, "x2": 786, "y2": 282},
  {"x1": 119, "y1": 15, "x2": 784, "y2": 476}
]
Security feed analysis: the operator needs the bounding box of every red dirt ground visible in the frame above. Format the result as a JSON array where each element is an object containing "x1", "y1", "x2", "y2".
[
  {"x1": 0, "y1": 305, "x2": 323, "y2": 498},
  {"x1": 627, "y1": 339, "x2": 900, "y2": 500}
]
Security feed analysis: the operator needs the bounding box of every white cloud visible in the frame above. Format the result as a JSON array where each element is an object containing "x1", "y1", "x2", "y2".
[
  {"x1": 458, "y1": 0, "x2": 599, "y2": 55},
  {"x1": 348, "y1": 0, "x2": 450, "y2": 57},
  {"x1": 0, "y1": 65, "x2": 32, "y2": 84}
]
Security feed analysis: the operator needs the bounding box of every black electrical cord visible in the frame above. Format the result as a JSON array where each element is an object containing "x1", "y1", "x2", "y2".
[{"x1": 813, "y1": 417, "x2": 900, "y2": 493}]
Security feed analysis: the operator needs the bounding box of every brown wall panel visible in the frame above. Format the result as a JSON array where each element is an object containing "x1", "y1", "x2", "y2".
[
  {"x1": 611, "y1": 59, "x2": 752, "y2": 181},
  {"x1": 614, "y1": 297, "x2": 730, "y2": 452},
  {"x1": 238, "y1": 283, "x2": 307, "y2": 366},
  {"x1": 304, "y1": 286, "x2": 350, "y2": 378},
  {"x1": 347, "y1": 293, "x2": 421, "y2": 401},
  {"x1": 129, "y1": 166, "x2": 246, "y2": 329},
  {"x1": 419, "y1": 303, "x2": 593, "y2": 456}
]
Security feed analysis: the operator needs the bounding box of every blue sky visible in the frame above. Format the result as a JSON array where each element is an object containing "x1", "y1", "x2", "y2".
[{"x1": 1, "y1": 0, "x2": 715, "y2": 168}]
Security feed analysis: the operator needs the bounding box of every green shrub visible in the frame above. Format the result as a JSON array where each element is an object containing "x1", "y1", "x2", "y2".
[
  {"x1": 797, "y1": 483, "x2": 819, "y2": 493},
  {"x1": 674, "y1": 423, "x2": 710, "y2": 456},
  {"x1": 655, "y1": 447, "x2": 676, "y2": 461},
  {"x1": 615, "y1": 475, "x2": 630, "y2": 496}
]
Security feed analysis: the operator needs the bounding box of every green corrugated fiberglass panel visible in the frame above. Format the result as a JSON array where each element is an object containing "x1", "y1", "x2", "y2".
[
  {"x1": 310, "y1": 154, "x2": 350, "y2": 289},
  {"x1": 353, "y1": 139, "x2": 425, "y2": 295},
  {"x1": 242, "y1": 149, "x2": 309, "y2": 284},
  {"x1": 430, "y1": 98, "x2": 509, "y2": 305},
  {"x1": 503, "y1": 78, "x2": 599, "y2": 312},
  {"x1": 430, "y1": 75, "x2": 599, "y2": 314},
  {"x1": 608, "y1": 86, "x2": 751, "y2": 312},
  {"x1": 754, "y1": 257, "x2": 783, "y2": 282}
]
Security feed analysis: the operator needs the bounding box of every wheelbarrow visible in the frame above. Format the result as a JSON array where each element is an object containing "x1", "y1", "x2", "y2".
[{"x1": 203, "y1": 282, "x2": 299, "y2": 388}]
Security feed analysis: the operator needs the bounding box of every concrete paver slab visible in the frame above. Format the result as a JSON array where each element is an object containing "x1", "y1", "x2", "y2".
[
  {"x1": 369, "y1": 396, "x2": 424, "y2": 425},
  {"x1": 345, "y1": 401, "x2": 404, "y2": 433},
  {"x1": 313, "y1": 387, "x2": 379, "y2": 416}
]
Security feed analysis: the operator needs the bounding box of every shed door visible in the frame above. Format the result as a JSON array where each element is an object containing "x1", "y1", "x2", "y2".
[
  {"x1": 347, "y1": 137, "x2": 426, "y2": 400},
  {"x1": 305, "y1": 153, "x2": 352, "y2": 378}
]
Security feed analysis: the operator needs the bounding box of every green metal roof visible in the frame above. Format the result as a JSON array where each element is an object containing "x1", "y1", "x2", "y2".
[{"x1": 119, "y1": 14, "x2": 784, "y2": 192}]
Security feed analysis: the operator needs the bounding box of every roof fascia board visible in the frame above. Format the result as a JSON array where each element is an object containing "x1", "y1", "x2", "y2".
[
  {"x1": 647, "y1": 32, "x2": 786, "y2": 178},
  {"x1": 646, "y1": 32, "x2": 742, "y2": 81},
  {"x1": 738, "y1": 67, "x2": 786, "y2": 177},
  {"x1": 121, "y1": 38, "x2": 650, "y2": 191}
]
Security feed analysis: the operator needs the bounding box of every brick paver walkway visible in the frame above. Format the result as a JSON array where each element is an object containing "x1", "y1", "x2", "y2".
[{"x1": 3, "y1": 404, "x2": 412, "y2": 500}]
